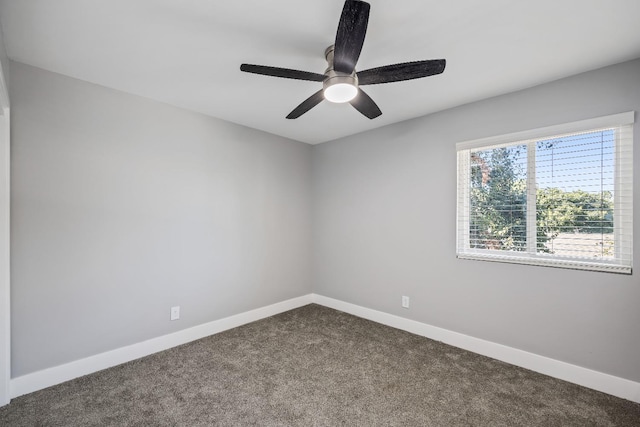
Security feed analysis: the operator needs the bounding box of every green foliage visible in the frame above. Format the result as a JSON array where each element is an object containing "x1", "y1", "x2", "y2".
[
  {"x1": 469, "y1": 148, "x2": 613, "y2": 254},
  {"x1": 470, "y1": 146, "x2": 527, "y2": 251},
  {"x1": 537, "y1": 188, "x2": 613, "y2": 240}
]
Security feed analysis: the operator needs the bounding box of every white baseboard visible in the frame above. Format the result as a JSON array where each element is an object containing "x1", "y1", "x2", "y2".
[
  {"x1": 10, "y1": 294, "x2": 313, "y2": 399},
  {"x1": 310, "y1": 294, "x2": 640, "y2": 404},
  {"x1": 10, "y1": 293, "x2": 640, "y2": 404}
]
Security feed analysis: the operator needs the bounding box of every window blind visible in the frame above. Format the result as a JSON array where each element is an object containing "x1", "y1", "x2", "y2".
[{"x1": 456, "y1": 112, "x2": 634, "y2": 274}]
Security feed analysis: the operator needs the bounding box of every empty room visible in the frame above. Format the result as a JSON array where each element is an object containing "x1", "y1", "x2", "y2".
[{"x1": 0, "y1": 0, "x2": 639, "y2": 425}]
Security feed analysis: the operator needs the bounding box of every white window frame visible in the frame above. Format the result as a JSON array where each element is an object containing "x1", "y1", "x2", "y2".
[{"x1": 456, "y1": 112, "x2": 634, "y2": 274}]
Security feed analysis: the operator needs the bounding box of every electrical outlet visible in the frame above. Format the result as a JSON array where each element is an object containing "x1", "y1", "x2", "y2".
[
  {"x1": 402, "y1": 296, "x2": 410, "y2": 309},
  {"x1": 170, "y1": 306, "x2": 180, "y2": 321}
]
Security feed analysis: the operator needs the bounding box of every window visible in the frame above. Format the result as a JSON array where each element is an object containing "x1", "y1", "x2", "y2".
[{"x1": 456, "y1": 112, "x2": 634, "y2": 274}]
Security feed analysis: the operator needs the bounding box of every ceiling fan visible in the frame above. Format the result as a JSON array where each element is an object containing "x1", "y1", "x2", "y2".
[{"x1": 240, "y1": 0, "x2": 446, "y2": 120}]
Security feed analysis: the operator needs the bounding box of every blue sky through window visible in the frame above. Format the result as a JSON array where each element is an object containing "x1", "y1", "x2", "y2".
[{"x1": 535, "y1": 129, "x2": 614, "y2": 193}]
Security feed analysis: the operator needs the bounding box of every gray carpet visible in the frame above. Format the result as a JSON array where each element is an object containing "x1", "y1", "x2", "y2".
[{"x1": 1, "y1": 304, "x2": 639, "y2": 426}]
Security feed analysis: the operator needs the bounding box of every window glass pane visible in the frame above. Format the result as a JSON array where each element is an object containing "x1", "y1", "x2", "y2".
[
  {"x1": 469, "y1": 145, "x2": 527, "y2": 252},
  {"x1": 535, "y1": 130, "x2": 615, "y2": 259}
]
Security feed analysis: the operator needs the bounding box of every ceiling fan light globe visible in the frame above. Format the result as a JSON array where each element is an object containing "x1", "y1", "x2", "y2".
[{"x1": 324, "y1": 83, "x2": 358, "y2": 103}]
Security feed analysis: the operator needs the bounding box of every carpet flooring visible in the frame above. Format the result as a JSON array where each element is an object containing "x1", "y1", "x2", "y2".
[{"x1": 1, "y1": 304, "x2": 639, "y2": 426}]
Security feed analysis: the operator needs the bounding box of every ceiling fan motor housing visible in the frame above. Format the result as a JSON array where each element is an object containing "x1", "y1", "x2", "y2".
[{"x1": 323, "y1": 45, "x2": 358, "y2": 102}]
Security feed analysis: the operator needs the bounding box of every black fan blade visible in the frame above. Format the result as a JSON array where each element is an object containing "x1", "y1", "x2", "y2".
[
  {"x1": 349, "y1": 88, "x2": 381, "y2": 119},
  {"x1": 286, "y1": 90, "x2": 325, "y2": 119},
  {"x1": 240, "y1": 64, "x2": 325, "y2": 82},
  {"x1": 357, "y1": 59, "x2": 446, "y2": 85},
  {"x1": 333, "y1": 0, "x2": 370, "y2": 74}
]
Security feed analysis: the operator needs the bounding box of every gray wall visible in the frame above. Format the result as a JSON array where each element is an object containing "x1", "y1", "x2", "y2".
[
  {"x1": 312, "y1": 58, "x2": 640, "y2": 382},
  {"x1": 0, "y1": 23, "x2": 8, "y2": 90},
  {"x1": 10, "y1": 62, "x2": 312, "y2": 377},
  {"x1": 0, "y1": 22, "x2": 9, "y2": 406}
]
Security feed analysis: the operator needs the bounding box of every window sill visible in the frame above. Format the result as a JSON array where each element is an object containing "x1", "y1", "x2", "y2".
[{"x1": 457, "y1": 251, "x2": 631, "y2": 274}]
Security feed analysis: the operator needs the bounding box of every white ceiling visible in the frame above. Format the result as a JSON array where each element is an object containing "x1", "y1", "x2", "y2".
[{"x1": 1, "y1": 0, "x2": 639, "y2": 144}]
